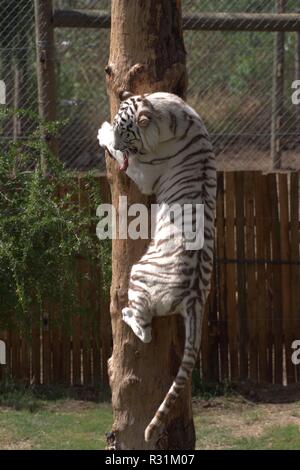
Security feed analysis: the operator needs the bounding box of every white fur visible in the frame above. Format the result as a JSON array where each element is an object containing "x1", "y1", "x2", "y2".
[{"x1": 97, "y1": 92, "x2": 216, "y2": 442}]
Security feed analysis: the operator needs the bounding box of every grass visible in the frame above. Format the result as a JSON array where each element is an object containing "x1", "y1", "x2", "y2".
[
  {"x1": 0, "y1": 401, "x2": 112, "y2": 450},
  {"x1": 194, "y1": 395, "x2": 300, "y2": 450},
  {"x1": 0, "y1": 380, "x2": 113, "y2": 449},
  {"x1": 0, "y1": 382, "x2": 300, "y2": 450},
  {"x1": 195, "y1": 411, "x2": 300, "y2": 450},
  {"x1": 232, "y1": 425, "x2": 300, "y2": 450}
]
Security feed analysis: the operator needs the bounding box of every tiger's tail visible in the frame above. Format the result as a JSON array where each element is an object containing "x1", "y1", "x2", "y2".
[{"x1": 144, "y1": 297, "x2": 202, "y2": 442}]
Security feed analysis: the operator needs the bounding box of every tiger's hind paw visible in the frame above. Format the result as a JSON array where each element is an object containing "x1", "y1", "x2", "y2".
[{"x1": 122, "y1": 307, "x2": 152, "y2": 344}]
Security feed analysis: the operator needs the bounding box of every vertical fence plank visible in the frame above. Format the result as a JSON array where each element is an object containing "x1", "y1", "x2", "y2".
[
  {"x1": 235, "y1": 172, "x2": 248, "y2": 379},
  {"x1": 225, "y1": 172, "x2": 238, "y2": 381},
  {"x1": 79, "y1": 178, "x2": 92, "y2": 386},
  {"x1": 216, "y1": 173, "x2": 228, "y2": 381},
  {"x1": 99, "y1": 303, "x2": 111, "y2": 387},
  {"x1": 98, "y1": 177, "x2": 112, "y2": 386},
  {"x1": 20, "y1": 333, "x2": 30, "y2": 384},
  {"x1": 61, "y1": 325, "x2": 71, "y2": 386},
  {"x1": 290, "y1": 172, "x2": 300, "y2": 382},
  {"x1": 72, "y1": 305, "x2": 82, "y2": 385},
  {"x1": 254, "y1": 172, "x2": 268, "y2": 382},
  {"x1": 88, "y1": 175, "x2": 102, "y2": 386},
  {"x1": 58, "y1": 184, "x2": 71, "y2": 385},
  {"x1": 245, "y1": 172, "x2": 258, "y2": 382},
  {"x1": 71, "y1": 178, "x2": 82, "y2": 386},
  {"x1": 91, "y1": 263, "x2": 102, "y2": 386},
  {"x1": 52, "y1": 314, "x2": 62, "y2": 384},
  {"x1": 207, "y1": 265, "x2": 219, "y2": 382},
  {"x1": 267, "y1": 174, "x2": 283, "y2": 384},
  {"x1": 42, "y1": 308, "x2": 51, "y2": 384},
  {"x1": 82, "y1": 320, "x2": 91, "y2": 385},
  {"x1": 278, "y1": 173, "x2": 294, "y2": 383},
  {"x1": 11, "y1": 330, "x2": 21, "y2": 381},
  {"x1": 82, "y1": 327, "x2": 92, "y2": 386},
  {"x1": 92, "y1": 321, "x2": 101, "y2": 386},
  {"x1": 31, "y1": 322, "x2": 41, "y2": 385},
  {"x1": 201, "y1": 300, "x2": 209, "y2": 382},
  {"x1": 263, "y1": 175, "x2": 274, "y2": 383}
]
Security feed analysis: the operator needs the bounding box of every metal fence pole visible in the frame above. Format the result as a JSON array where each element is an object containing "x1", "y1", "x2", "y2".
[
  {"x1": 295, "y1": 11, "x2": 300, "y2": 150},
  {"x1": 34, "y1": 0, "x2": 58, "y2": 171},
  {"x1": 271, "y1": 0, "x2": 286, "y2": 170},
  {"x1": 53, "y1": 10, "x2": 300, "y2": 32}
]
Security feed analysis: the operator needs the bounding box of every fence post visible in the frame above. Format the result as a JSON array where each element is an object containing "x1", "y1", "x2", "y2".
[
  {"x1": 295, "y1": 11, "x2": 300, "y2": 148},
  {"x1": 34, "y1": 0, "x2": 58, "y2": 171},
  {"x1": 271, "y1": 0, "x2": 286, "y2": 170}
]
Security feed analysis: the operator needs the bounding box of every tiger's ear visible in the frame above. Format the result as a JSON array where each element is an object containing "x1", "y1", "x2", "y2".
[
  {"x1": 138, "y1": 111, "x2": 151, "y2": 128},
  {"x1": 119, "y1": 91, "x2": 133, "y2": 101}
]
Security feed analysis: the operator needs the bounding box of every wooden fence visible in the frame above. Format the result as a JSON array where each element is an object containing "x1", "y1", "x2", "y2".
[
  {"x1": 0, "y1": 176, "x2": 112, "y2": 387},
  {"x1": 0, "y1": 171, "x2": 299, "y2": 386},
  {"x1": 202, "y1": 171, "x2": 300, "y2": 385}
]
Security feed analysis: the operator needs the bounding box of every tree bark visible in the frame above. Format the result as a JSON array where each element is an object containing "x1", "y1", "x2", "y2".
[{"x1": 105, "y1": 0, "x2": 194, "y2": 451}]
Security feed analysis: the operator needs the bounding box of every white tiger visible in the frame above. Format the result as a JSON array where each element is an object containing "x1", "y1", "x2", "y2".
[{"x1": 98, "y1": 91, "x2": 216, "y2": 442}]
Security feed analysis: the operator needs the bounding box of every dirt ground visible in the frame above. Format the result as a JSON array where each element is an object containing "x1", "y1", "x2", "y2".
[
  {"x1": 194, "y1": 397, "x2": 300, "y2": 449},
  {"x1": 194, "y1": 382, "x2": 300, "y2": 450}
]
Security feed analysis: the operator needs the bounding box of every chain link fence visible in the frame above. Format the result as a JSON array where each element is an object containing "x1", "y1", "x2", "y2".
[
  {"x1": 1, "y1": 0, "x2": 300, "y2": 171},
  {"x1": 0, "y1": 1, "x2": 37, "y2": 142},
  {"x1": 184, "y1": 0, "x2": 300, "y2": 171}
]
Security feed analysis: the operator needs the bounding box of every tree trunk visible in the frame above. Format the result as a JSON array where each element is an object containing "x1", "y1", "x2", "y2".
[{"x1": 105, "y1": 0, "x2": 194, "y2": 451}]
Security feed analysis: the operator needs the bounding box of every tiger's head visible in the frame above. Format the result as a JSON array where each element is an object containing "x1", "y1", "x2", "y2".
[{"x1": 112, "y1": 92, "x2": 160, "y2": 155}]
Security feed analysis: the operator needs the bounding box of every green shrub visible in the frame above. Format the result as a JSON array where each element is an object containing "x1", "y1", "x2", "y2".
[
  {"x1": 0, "y1": 377, "x2": 40, "y2": 412},
  {"x1": 0, "y1": 108, "x2": 111, "y2": 334}
]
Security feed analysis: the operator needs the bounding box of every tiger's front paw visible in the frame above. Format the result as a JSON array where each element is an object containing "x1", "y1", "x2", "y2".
[{"x1": 97, "y1": 121, "x2": 113, "y2": 149}]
